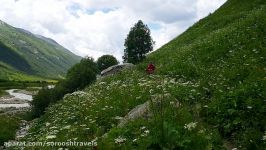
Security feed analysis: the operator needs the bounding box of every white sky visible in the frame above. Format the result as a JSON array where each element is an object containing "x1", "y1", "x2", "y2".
[{"x1": 0, "y1": 0, "x2": 226, "y2": 61}]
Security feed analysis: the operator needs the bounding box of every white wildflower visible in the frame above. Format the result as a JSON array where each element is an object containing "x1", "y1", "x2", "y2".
[
  {"x1": 71, "y1": 91, "x2": 87, "y2": 97},
  {"x1": 198, "y1": 129, "x2": 205, "y2": 134},
  {"x1": 136, "y1": 96, "x2": 141, "y2": 100},
  {"x1": 50, "y1": 126, "x2": 57, "y2": 129},
  {"x1": 62, "y1": 125, "x2": 71, "y2": 130},
  {"x1": 169, "y1": 79, "x2": 176, "y2": 84},
  {"x1": 191, "y1": 89, "x2": 196, "y2": 92},
  {"x1": 262, "y1": 131, "x2": 266, "y2": 141},
  {"x1": 149, "y1": 89, "x2": 154, "y2": 94},
  {"x1": 140, "y1": 126, "x2": 146, "y2": 130},
  {"x1": 144, "y1": 130, "x2": 150, "y2": 134},
  {"x1": 184, "y1": 122, "x2": 197, "y2": 131},
  {"x1": 141, "y1": 129, "x2": 150, "y2": 137},
  {"x1": 114, "y1": 116, "x2": 123, "y2": 120},
  {"x1": 133, "y1": 138, "x2": 137, "y2": 142},
  {"x1": 247, "y1": 106, "x2": 252, "y2": 109},
  {"x1": 262, "y1": 135, "x2": 266, "y2": 141},
  {"x1": 114, "y1": 136, "x2": 126, "y2": 144},
  {"x1": 90, "y1": 120, "x2": 96, "y2": 123}
]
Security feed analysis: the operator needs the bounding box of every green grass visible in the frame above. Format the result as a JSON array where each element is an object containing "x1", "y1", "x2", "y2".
[
  {"x1": 0, "y1": 115, "x2": 20, "y2": 146},
  {"x1": 21, "y1": 71, "x2": 222, "y2": 149},
  {"x1": 18, "y1": 0, "x2": 266, "y2": 149},
  {"x1": 0, "y1": 89, "x2": 7, "y2": 96},
  {"x1": 0, "y1": 80, "x2": 57, "y2": 90},
  {"x1": 0, "y1": 66, "x2": 54, "y2": 82}
]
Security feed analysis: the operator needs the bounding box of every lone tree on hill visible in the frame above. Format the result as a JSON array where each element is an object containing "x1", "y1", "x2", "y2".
[
  {"x1": 97, "y1": 55, "x2": 119, "y2": 71},
  {"x1": 123, "y1": 20, "x2": 154, "y2": 64}
]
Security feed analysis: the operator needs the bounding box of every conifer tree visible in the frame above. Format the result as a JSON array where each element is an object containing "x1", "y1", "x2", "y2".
[{"x1": 123, "y1": 20, "x2": 154, "y2": 64}]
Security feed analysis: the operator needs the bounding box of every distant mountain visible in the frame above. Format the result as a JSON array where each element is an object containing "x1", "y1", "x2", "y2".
[{"x1": 0, "y1": 20, "x2": 81, "y2": 81}]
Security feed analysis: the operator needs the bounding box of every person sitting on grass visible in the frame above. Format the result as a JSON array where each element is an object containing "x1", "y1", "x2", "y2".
[{"x1": 146, "y1": 62, "x2": 155, "y2": 74}]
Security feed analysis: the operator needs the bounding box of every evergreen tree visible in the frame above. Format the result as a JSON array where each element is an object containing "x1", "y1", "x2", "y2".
[{"x1": 123, "y1": 20, "x2": 154, "y2": 64}]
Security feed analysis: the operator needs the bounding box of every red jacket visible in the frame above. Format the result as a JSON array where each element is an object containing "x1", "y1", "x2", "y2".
[{"x1": 146, "y1": 63, "x2": 155, "y2": 74}]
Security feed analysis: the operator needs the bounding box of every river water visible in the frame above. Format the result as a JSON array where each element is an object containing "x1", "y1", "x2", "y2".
[
  {"x1": 6, "y1": 89, "x2": 33, "y2": 101},
  {"x1": 0, "y1": 89, "x2": 33, "y2": 108}
]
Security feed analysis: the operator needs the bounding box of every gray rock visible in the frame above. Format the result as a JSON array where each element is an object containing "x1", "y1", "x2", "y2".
[
  {"x1": 118, "y1": 101, "x2": 151, "y2": 127},
  {"x1": 118, "y1": 99, "x2": 180, "y2": 128},
  {"x1": 15, "y1": 120, "x2": 31, "y2": 140},
  {"x1": 100, "y1": 63, "x2": 134, "y2": 77}
]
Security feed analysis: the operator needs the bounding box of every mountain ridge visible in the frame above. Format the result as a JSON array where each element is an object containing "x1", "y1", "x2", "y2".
[{"x1": 0, "y1": 20, "x2": 82, "y2": 80}]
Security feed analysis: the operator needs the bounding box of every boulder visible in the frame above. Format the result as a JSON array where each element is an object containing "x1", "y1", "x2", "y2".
[
  {"x1": 100, "y1": 63, "x2": 134, "y2": 77},
  {"x1": 118, "y1": 99, "x2": 180, "y2": 128},
  {"x1": 118, "y1": 101, "x2": 150, "y2": 127}
]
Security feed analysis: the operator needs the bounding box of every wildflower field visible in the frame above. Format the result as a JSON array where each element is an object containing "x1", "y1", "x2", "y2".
[{"x1": 17, "y1": 0, "x2": 266, "y2": 149}]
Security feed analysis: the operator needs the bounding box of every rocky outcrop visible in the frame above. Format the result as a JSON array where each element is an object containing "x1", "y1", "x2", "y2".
[
  {"x1": 16, "y1": 120, "x2": 31, "y2": 140},
  {"x1": 118, "y1": 101, "x2": 151, "y2": 127},
  {"x1": 100, "y1": 63, "x2": 134, "y2": 77},
  {"x1": 118, "y1": 99, "x2": 180, "y2": 127}
]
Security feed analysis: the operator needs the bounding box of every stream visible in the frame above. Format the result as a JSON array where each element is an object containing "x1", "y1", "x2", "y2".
[{"x1": 0, "y1": 89, "x2": 33, "y2": 109}]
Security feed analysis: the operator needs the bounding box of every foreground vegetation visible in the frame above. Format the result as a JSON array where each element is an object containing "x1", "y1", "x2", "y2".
[
  {"x1": 13, "y1": 0, "x2": 266, "y2": 149},
  {"x1": 0, "y1": 115, "x2": 20, "y2": 146},
  {"x1": 21, "y1": 70, "x2": 226, "y2": 149},
  {"x1": 0, "y1": 89, "x2": 7, "y2": 96}
]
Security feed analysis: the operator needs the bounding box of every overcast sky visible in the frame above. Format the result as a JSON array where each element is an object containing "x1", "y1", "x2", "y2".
[{"x1": 0, "y1": 0, "x2": 226, "y2": 61}]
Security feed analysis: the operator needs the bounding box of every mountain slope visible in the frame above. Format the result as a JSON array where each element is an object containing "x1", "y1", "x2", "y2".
[
  {"x1": 21, "y1": 0, "x2": 265, "y2": 149},
  {"x1": 0, "y1": 20, "x2": 81, "y2": 80}
]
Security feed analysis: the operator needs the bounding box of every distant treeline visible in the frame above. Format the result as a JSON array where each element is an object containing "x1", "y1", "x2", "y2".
[{"x1": 0, "y1": 80, "x2": 55, "y2": 89}]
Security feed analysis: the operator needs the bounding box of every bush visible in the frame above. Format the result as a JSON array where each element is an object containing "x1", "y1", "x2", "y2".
[
  {"x1": 0, "y1": 115, "x2": 20, "y2": 146},
  {"x1": 31, "y1": 57, "x2": 98, "y2": 117},
  {"x1": 66, "y1": 57, "x2": 98, "y2": 90},
  {"x1": 31, "y1": 88, "x2": 52, "y2": 118},
  {"x1": 97, "y1": 55, "x2": 119, "y2": 72}
]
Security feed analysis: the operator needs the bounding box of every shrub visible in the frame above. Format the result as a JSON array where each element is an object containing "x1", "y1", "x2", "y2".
[
  {"x1": 97, "y1": 55, "x2": 119, "y2": 72},
  {"x1": 0, "y1": 115, "x2": 20, "y2": 146},
  {"x1": 31, "y1": 57, "x2": 98, "y2": 117}
]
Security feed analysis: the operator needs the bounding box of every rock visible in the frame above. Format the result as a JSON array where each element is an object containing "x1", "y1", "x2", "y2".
[
  {"x1": 15, "y1": 120, "x2": 31, "y2": 140},
  {"x1": 100, "y1": 63, "x2": 134, "y2": 77},
  {"x1": 118, "y1": 101, "x2": 151, "y2": 127},
  {"x1": 118, "y1": 99, "x2": 180, "y2": 128}
]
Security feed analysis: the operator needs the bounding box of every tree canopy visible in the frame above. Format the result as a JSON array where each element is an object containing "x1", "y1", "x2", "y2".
[
  {"x1": 97, "y1": 55, "x2": 119, "y2": 71},
  {"x1": 123, "y1": 20, "x2": 154, "y2": 64}
]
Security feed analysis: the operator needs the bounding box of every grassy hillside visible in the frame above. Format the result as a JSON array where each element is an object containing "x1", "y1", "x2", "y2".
[
  {"x1": 18, "y1": 0, "x2": 265, "y2": 149},
  {"x1": 0, "y1": 20, "x2": 81, "y2": 80}
]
